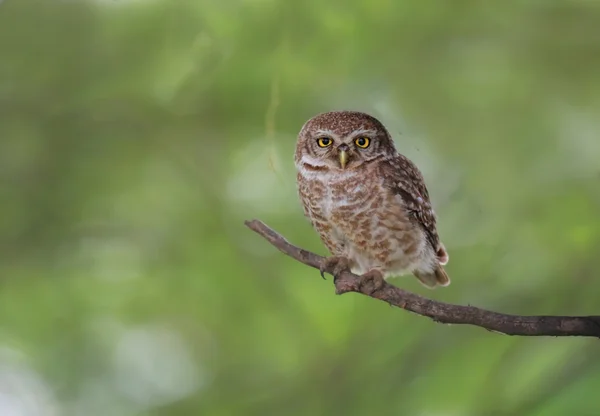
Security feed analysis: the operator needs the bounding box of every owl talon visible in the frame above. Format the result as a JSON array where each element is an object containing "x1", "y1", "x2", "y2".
[
  {"x1": 319, "y1": 256, "x2": 351, "y2": 280},
  {"x1": 359, "y1": 269, "x2": 385, "y2": 295}
]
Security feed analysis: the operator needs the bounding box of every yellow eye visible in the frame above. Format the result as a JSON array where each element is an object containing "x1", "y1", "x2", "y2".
[
  {"x1": 355, "y1": 137, "x2": 370, "y2": 148},
  {"x1": 317, "y1": 137, "x2": 332, "y2": 147}
]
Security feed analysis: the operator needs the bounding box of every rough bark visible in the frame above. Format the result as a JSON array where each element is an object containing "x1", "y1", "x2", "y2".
[{"x1": 245, "y1": 219, "x2": 600, "y2": 338}]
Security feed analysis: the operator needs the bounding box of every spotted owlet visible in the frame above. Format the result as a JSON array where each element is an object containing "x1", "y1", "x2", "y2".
[{"x1": 294, "y1": 111, "x2": 450, "y2": 289}]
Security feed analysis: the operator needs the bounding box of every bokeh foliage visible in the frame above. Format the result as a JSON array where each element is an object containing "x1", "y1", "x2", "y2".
[{"x1": 1, "y1": 0, "x2": 600, "y2": 415}]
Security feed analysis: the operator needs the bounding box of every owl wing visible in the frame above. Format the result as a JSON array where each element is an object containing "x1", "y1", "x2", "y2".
[{"x1": 380, "y1": 154, "x2": 442, "y2": 254}]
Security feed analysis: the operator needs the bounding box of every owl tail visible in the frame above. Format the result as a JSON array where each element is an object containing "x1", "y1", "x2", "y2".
[{"x1": 414, "y1": 265, "x2": 451, "y2": 289}]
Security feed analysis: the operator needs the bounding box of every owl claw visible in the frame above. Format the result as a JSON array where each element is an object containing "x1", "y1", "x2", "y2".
[
  {"x1": 319, "y1": 256, "x2": 351, "y2": 280},
  {"x1": 359, "y1": 269, "x2": 385, "y2": 295}
]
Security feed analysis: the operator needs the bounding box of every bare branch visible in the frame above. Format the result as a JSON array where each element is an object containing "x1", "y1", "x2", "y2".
[{"x1": 245, "y1": 219, "x2": 600, "y2": 338}]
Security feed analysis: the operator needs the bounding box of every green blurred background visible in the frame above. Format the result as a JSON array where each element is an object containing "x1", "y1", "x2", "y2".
[{"x1": 1, "y1": 0, "x2": 600, "y2": 415}]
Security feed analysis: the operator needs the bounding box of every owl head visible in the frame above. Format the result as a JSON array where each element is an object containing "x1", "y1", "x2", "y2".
[{"x1": 295, "y1": 111, "x2": 397, "y2": 172}]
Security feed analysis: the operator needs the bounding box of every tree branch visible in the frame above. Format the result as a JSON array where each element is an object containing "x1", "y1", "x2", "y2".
[{"x1": 245, "y1": 219, "x2": 600, "y2": 338}]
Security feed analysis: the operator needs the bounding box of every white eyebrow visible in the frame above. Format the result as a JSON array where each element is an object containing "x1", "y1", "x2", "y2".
[
  {"x1": 315, "y1": 129, "x2": 336, "y2": 137},
  {"x1": 352, "y1": 128, "x2": 377, "y2": 136},
  {"x1": 314, "y1": 128, "x2": 378, "y2": 138}
]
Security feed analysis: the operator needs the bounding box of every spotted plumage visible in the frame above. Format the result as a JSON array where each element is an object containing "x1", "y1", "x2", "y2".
[{"x1": 294, "y1": 110, "x2": 449, "y2": 288}]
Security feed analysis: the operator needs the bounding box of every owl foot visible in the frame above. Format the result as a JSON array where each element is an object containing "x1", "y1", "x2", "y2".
[
  {"x1": 319, "y1": 256, "x2": 352, "y2": 280},
  {"x1": 358, "y1": 269, "x2": 385, "y2": 295}
]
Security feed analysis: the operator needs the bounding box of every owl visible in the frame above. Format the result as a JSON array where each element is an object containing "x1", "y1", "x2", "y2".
[{"x1": 294, "y1": 110, "x2": 450, "y2": 289}]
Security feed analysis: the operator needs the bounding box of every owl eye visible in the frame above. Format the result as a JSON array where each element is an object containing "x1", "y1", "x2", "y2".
[
  {"x1": 355, "y1": 137, "x2": 370, "y2": 148},
  {"x1": 317, "y1": 137, "x2": 333, "y2": 147}
]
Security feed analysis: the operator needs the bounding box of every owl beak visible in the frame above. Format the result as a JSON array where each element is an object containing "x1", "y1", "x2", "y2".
[{"x1": 338, "y1": 149, "x2": 349, "y2": 169}]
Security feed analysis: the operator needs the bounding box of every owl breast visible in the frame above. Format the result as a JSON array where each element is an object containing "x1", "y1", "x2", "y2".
[{"x1": 298, "y1": 169, "x2": 431, "y2": 278}]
